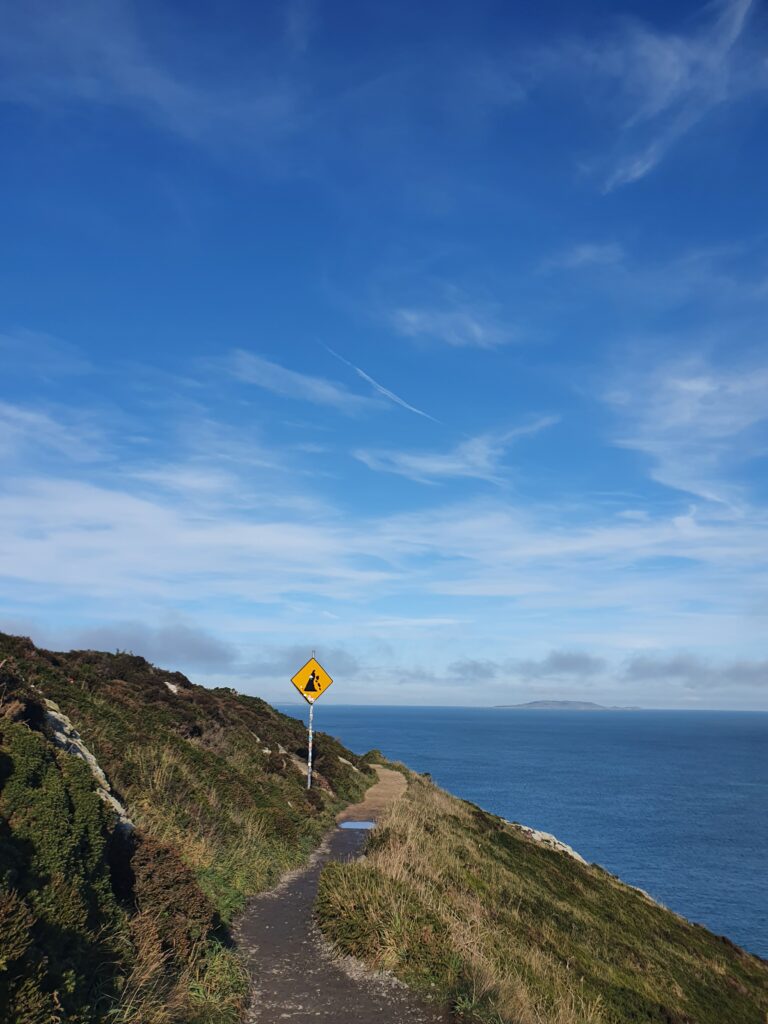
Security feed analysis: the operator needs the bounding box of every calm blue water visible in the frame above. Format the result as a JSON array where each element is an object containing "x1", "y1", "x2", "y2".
[{"x1": 280, "y1": 705, "x2": 768, "y2": 958}]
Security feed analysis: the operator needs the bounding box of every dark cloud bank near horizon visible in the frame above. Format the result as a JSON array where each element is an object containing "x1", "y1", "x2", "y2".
[{"x1": 1, "y1": 621, "x2": 765, "y2": 704}]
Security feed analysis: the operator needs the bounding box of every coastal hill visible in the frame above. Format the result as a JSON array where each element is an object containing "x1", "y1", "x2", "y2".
[
  {"x1": 0, "y1": 632, "x2": 374, "y2": 1023},
  {"x1": 496, "y1": 700, "x2": 642, "y2": 710},
  {"x1": 2, "y1": 632, "x2": 766, "y2": 1024}
]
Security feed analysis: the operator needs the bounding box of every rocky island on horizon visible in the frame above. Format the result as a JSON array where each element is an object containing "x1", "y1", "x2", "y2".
[{"x1": 495, "y1": 699, "x2": 643, "y2": 710}]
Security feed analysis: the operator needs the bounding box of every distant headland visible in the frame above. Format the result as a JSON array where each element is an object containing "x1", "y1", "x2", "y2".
[{"x1": 495, "y1": 699, "x2": 642, "y2": 710}]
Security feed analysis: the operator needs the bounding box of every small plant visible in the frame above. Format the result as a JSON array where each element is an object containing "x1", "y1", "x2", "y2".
[{"x1": 186, "y1": 939, "x2": 250, "y2": 1024}]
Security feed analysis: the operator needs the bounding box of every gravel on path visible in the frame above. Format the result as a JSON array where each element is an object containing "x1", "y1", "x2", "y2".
[{"x1": 235, "y1": 767, "x2": 450, "y2": 1023}]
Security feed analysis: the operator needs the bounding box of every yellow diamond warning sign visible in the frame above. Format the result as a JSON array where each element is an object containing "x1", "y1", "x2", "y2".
[{"x1": 290, "y1": 657, "x2": 333, "y2": 704}]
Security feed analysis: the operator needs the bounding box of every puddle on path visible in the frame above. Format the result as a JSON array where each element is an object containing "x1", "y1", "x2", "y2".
[{"x1": 339, "y1": 820, "x2": 375, "y2": 830}]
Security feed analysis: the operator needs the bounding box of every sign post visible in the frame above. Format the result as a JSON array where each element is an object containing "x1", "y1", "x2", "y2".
[
  {"x1": 307, "y1": 700, "x2": 315, "y2": 790},
  {"x1": 290, "y1": 654, "x2": 333, "y2": 789}
]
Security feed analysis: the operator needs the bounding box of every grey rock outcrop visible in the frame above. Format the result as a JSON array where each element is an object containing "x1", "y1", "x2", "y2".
[{"x1": 41, "y1": 697, "x2": 134, "y2": 833}]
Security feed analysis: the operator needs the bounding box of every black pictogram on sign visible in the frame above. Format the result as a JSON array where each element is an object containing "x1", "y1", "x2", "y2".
[{"x1": 304, "y1": 670, "x2": 319, "y2": 693}]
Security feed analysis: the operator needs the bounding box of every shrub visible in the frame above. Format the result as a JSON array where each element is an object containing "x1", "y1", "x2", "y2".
[{"x1": 0, "y1": 721, "x2": 123, "y2": 1024}]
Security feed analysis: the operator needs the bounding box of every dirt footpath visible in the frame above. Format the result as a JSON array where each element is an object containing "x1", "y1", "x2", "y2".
[
  {"x1": 336, "y1": 764, "x2": 407, "y2": 822},
  {"x1": 235, "y1": 766, "x2": 449, "y2": 1024}
]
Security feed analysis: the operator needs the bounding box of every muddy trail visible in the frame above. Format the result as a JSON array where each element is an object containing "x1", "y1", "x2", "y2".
[{"x1": 236, "y1": 767, "x2": 450, "y2": 1023}]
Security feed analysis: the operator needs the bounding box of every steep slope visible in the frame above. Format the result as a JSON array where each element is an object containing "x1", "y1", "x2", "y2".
[
  {"x1": 316, "y1": 770, "x2": 768, "y2": 1024},
  {"x1": 0, "y1": 633, "x2": 374, "y2": 1024},
  {"x1": 5, "y1": 632, "x2": 766, "y2": 1024}
]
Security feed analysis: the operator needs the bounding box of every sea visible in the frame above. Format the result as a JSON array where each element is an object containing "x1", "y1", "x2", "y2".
[{"x1": 278, "y1": 705, "x2": 768, "y2": 959}]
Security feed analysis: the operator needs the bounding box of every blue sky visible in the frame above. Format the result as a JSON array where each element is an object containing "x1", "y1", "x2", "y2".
[{"x1": 1, "y1": 0, "x2": 767, "y2": 708}]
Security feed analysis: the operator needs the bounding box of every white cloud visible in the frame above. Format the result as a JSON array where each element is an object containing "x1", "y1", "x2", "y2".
[
  {"x1": 391, "y1": 302, "x2": 514, "y2": 349},
  {"x1": 546, "y1": 242, "x2": 768, "y2": 315},
  {"x1": 230, "y1": 350, "x2": 370, "y2": 414},
  {"x1": 545, "y1": 243, "x2": 624, "y2": 270},
  {"x1": 0, "y1": 476, "x2": 396, "y2": 605},
  {"x1": 0, "y1": 401, "x2": 104, "y2": 462},
  {"x1": 0, "y1": 0, "x2": 295, "y2": 141},
  {"x1": 355, "y1": 419, "x2": 557, "y2": 484},
  {"x1": 131, "y1": 466, "x2": 237, "y2": 495},
  {"x1": 603, "y1": 0, "x2": 760, "y2": 188},
  {"x1": 366, "y1": 496, "x2": 768, "y2": 656},
  {"x1": 356, "y1": 436, "x2": 504, "y2": 484},
  {"x1": 0, "y1": 384, "x2": 766, "y2": 705},
  {"x1": 1, "y1": 462, "x2": 767, "y2": 704},
  {"x1": 605, "y1": 355, "x2": 768, "y2": 504},
  {"x1": 532, "y1": 0, "x2": 765, "y2": 189},
  {"x1": 0, "y1": 330, "x2": 93, "y2": 376}
]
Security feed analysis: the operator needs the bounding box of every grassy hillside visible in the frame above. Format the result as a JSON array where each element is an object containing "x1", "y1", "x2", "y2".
[
  {"x1": 0, "y1": 633, "x2": 374, "y2": 1024},
  {"x1": 4, "y1": 631, "x2": 765, "y2": 1024},
  {"x1": 316, "y1": 770, "x2": 768, "y2": 1024}
]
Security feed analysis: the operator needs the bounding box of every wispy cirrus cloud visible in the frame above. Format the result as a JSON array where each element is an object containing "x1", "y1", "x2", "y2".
[
  {"x1": 391, "y1": 297, "x2": 515, "y2": 349},
  {"x1": 0, "y1": 0, "x2": 296, "y2": 141},
  {"x1": 0, "y1": 330, "x2": 93, "y2": 377},
  {"x1": 0, "y1": 475, "x2": 396, "y2": 605},
  {"x1": 542, "y1": 241, "x2": 768, "y2": 316},
  {"x1": 230, "y1": 350, "x2": 371, "y2": 415},
  {"x1": 356, "y1": 435, "x2": 508, "y2": 484},
  {"x1": 530, "y1": 0, "x2": 765, "y2": 189},
  {"x1": 605, "y1": 354, "x2": 768, "y2": 505},
  {"x1": 544, "y1": 242, "x2": 624, "y2": 271},
  {"x1": 0, "y1": 0, "x2": 524, "y2": 171},
  {"x1": 602, "y1": 0, "x2": 759, "y2": 189},
  {"x1": 0, "y1": 401, "x2": 104, "y2": 462},
  {"x1": 130, "y1": 466, "x2": 239, "y2": 496},
  {"x1": 355, "y1": 418, "x2": 557, "y2": 484},
  {"x1": 599, "y1": 0, "x2": 762, "y2": 189}
]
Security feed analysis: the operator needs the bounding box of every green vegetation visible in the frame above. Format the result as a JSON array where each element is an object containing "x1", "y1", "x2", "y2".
[
  {"x1": 0, "y1": 720, "x2": 123, "y2": 1023},
  {"x1": 4, "y1": 630, "x2": 766, "y2": 1024},
  {"x1": 316, "y1": 771, "x2": 768, "y2": 1024},
  {"x1": 0, "y1": 633, "x2": 374, "y2": 1023}
]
